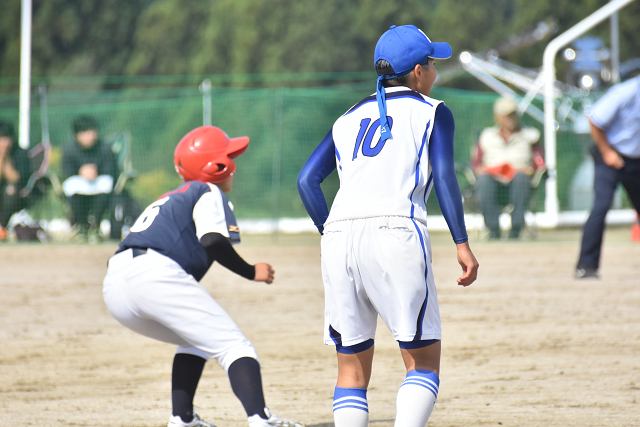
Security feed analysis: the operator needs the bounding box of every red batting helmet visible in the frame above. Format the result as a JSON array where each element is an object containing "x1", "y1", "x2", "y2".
[{"x1": 174, "y1": 126, "x2": 249, "y2": 184}]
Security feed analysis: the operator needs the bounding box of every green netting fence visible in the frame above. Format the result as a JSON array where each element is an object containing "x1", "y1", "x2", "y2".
[{"x1": 0, "y1": 79, "x2": 607, "y2": 227}]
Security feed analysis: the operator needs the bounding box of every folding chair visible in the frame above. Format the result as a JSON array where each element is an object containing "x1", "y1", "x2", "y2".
[
  {"x1": 19, "y1": 85, "x2": 66, "y2": 212},
  {"x1": 105, "y1": 131, "x2": 141, "y2": 240}
]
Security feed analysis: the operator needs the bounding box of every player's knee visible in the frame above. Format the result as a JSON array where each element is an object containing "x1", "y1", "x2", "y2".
[
  {"x1": 218, "y1": 343, "x2": 260, "y2": 372},
  {"x1": 399, "y1": 339, "x2": 441, "y2": 374},
  {"x1": 176, "y1": 346, "x2": 211, "y2": 361}
]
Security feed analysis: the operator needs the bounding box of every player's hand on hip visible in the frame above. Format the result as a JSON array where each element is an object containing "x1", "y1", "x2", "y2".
[
  {"x1": 254, "y1": 263, "x2": 275, "y2": 284},
  {"x1": 603, "y1": 149, "x2": 625, "y2": 170},
  {"x1": 455, "y1": 241, "x2": 479, "y2": 287}
]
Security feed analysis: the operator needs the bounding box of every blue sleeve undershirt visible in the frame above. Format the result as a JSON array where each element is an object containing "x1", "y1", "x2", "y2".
[
  {"x1": 430, "y1": 103, "x2": 468, "y2": 244},
  {"x1": 297, "y1": 104, "x2": 468, "y2": 243},
  {"x1": 297, "y1": 129, "x2": 336, "y2": 234}
]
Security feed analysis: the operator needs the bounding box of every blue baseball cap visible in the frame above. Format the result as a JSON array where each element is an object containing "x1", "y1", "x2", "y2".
[
  {"x1": 374, "y1": 25, "x2": 451, "y2": 143},
  {"x1": 374, "y1": 25, "x2": 452, "y2": 77}
]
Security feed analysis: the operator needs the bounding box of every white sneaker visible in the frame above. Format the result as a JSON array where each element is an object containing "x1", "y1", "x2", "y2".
[
  {"x1": 168, "y1": 412, "x2": 217, "y2": 427},
  {"x1": 248, "y1": 407, "x2": 304, "y2": 427}
]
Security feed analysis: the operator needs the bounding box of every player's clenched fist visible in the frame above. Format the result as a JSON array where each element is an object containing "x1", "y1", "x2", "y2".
[{"x1": 254, "y1": 262, "x2": 275, "y2": 284}]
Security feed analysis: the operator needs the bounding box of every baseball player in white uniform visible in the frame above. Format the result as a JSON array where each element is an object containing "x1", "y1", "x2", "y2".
[
  {"x1": 103, "y1": 126, "x2": 302, "y2": 427},
  {"x1": 297, "y1": 25, "x2": 479, "y2": 427}
]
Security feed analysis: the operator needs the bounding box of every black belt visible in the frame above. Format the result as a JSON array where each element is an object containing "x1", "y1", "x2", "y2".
[{"x1": 131, "y1": 248, "x2": 148, "y2": 258}]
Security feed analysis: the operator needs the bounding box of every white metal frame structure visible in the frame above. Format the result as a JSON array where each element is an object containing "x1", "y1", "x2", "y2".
[
  {"x1": 542, "y1": 0, "x2": 636, "y2": 226},
  {"x1": 458, "y1": 0, "x2": 637, "y2": 232}
]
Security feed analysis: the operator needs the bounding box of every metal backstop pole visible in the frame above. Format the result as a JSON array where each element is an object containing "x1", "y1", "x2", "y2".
[{"x1": 19, "y1": 0, "x2": 32, "y2": 149}]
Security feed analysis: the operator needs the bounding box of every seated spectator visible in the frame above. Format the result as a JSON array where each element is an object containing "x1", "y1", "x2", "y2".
[
  {"x1": 62, "y1": 115, "x2": 117, "y2": 241},
  {"x1": 473, "y1": 97, "x2": 544, "y2": 239},
  {"x1": 0, "y1": 120, "x2": 30, "y2": 241}
]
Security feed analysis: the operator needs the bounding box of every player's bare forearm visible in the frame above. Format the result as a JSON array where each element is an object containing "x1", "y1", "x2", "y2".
[
  {"x1": 253, "y1": 263, "x2": 274, "y2": 284},
  {"x1": 456, "y1": 241, "x2": 479, "y2": 287}
]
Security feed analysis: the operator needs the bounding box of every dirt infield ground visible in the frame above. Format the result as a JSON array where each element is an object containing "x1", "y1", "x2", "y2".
[{"x1": 1, "y1": 228, "x2": 639, "y2": 427}]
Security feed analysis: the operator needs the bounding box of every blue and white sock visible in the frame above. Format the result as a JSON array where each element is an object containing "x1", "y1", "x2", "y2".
[
  {"x1": 394, "y1": 370, "x2": 439, "y2": 427},
  {"x1": 333, "y1": 387, "x2": 369, "y2": 427}
]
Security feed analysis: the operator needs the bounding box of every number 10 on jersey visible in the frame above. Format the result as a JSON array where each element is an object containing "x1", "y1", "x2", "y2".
[{"x1": 353, "y1": 116, "x2": 393, "y2": 160}]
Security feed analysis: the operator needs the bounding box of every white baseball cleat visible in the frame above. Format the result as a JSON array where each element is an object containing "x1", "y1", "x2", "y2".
[
  {"x1": 248, "y1": 407, "x2": 304, "y2": 427},
  {"x1": 168, "y1": 412, "x2": 217, "y2": 427}
]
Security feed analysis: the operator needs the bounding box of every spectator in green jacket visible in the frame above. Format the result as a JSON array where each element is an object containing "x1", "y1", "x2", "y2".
[{"x1": 62, "y1": 115, "x2": 117, "y2": 241}]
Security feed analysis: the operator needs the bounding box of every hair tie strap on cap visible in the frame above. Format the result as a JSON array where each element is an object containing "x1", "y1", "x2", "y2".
[{"x1": 376, "y1": 76, "x2": 392, "y2": 142}]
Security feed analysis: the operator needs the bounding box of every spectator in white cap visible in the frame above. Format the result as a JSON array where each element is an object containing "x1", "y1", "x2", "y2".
[{"x1": 472, "y1": 96, "x2": 544, "y2": 239}]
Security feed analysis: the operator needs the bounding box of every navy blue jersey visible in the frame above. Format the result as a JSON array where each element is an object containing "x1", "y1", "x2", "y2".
[{"x1": 118, "y1": 181, "x2": 240, "y2": 281}]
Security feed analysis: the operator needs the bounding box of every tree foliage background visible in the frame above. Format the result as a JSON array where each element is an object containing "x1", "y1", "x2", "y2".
[
  {"x1": 0, "y1": 0, "x2": 638, "y2": 217},
  {"x1": 1, "y1": 0, "x2": 639, "y2": 83}
]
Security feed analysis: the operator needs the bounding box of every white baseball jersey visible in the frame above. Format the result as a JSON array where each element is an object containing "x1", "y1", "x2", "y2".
[
  {"x1": 326, "y1": 86, "x2": 442, "y2": 226},
  {"x1": 320, "y1": 86, "x2": 444, "y2": 346}
]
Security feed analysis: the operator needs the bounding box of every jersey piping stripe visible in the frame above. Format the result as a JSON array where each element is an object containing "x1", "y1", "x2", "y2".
[
  {"x1": 335, "y1": 146, "x2": 342, "y2": 171},
  {"x1": 410, "y1": 217, "x2": 429, "y2": 340},
  {"x1": 344, "y1": 91, "x2": 433, "y2": 116},
  {"x1": 423, "y1": 173, "x2": 433, "y2": 208},
  {"x1": 409, "y1": 120, "x2": 431, "y2": 218},
  {"x1": 159, "y1": 182, "x2": 193, "y2": 199}
]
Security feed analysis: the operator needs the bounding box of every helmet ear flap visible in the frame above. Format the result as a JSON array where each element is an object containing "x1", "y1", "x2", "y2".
[{"x1": 200, "y1": 158, "x2": 236, "y2": 183}]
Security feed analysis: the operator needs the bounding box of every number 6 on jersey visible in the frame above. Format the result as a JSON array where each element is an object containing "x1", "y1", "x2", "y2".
[{"x1": 129, "y1": 197, "x2": 169, "y2": 233}]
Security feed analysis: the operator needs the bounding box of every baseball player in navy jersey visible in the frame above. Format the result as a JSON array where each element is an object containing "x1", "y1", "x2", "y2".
[
  {"x1": 103, "y1": 126, "x2": 302, "y2": 427},
  {"x1": 297, "y1": 25, "x2": 479, "y2": 427}
]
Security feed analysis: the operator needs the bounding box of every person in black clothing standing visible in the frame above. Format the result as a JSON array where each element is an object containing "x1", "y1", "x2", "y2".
[
  {"x1": 62, "y1": 116, "x2": 117, "y2": 241},
  {"x1": 0, "y1": 120, "x2": 31, "y2": 241}
]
